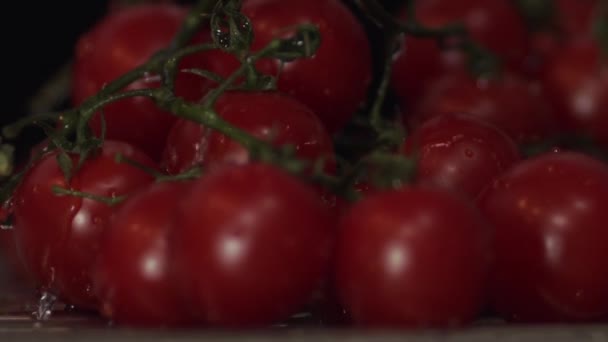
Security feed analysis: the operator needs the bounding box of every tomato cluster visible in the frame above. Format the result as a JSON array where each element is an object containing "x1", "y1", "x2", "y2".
[{"x1": 2, "y1": 0, "x2": 608, "y2": 330}]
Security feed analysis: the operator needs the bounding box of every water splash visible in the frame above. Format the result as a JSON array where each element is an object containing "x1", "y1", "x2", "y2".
[{"x1": 32, "y1": 292, "x2": 57, "y2": 321}]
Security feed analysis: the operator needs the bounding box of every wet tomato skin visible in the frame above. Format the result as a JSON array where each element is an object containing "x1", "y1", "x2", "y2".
[
  {"x1": 203, "y1": 0, "x2": 373, "y2": 134},
  {"x1": 93, "y1": 181, "x2": 193, "y2": 327},
  {"x1": 403, "y1": 114, "x2": 521, "y2": 200},
  {"x1": 335, "y1": 186, "x2": 490, "y2": 328},
  {"x1": 171, "y1": 163, "x2": 335, "y2": 327},
  {"x1": 478, "y1": 152, "x2": 608, "y2": 322},
  {"x1": 12, "y1": 141, "x2": 156, "y2": 309}
]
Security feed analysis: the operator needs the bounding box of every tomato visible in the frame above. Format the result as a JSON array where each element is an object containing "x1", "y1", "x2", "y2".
[
  {"x1": 335, "y1": 186, "x2": 490, "y2": 328},
  {"x1": 541, "y1": 39, "x2": 608, "y2": 148},
  {"x1": 202, "y1": 0, "x2": 372, "y2": 134},
  {"x1": 93, "y1": 181, "x2": 192, "y2": 327},
  {"x1": 478, "y1": 152, "x2": 608, "y2": 322},
  {"x1": 171, "y1": 163, "x2": 334, "y2": 327},
  {"x1": 409, "y1": 71, "x2": 557, "y2": 144},
  {"x1": 71, "y1": 4, "x2": 211, "y2": 161},
  {"x1": 391, "y1": 0, "x2": 528, "y2": 110},
  {"x1": 161, "y1": 91, "x2": 335, "y2": 175},
  {"x1": 12, "y1": 141, "x2": 156, "y2": 309},
  {"x1": 555, "y1": 0, "x2": 597, "y2": 38},
  {"x1": 402, "y1": 114, "x2": 521, "y2": 200}
]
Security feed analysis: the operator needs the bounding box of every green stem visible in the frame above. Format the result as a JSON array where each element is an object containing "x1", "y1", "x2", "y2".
[
  {"x1": 170, "y1": 0, "x2": 219, "y2": 50},
  {"x1": 52, "y1": 185, "x2": 126, "y2": 206},
  {"x1": 2, "y1": 111, "x2": 67, "y2": 140},
  {"x1": 370, "y1": 33, "x2": 400, "y2": 135}
]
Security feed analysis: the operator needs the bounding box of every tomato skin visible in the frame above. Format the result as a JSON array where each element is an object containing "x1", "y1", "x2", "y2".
[
  {"x1": 555, "y1": 0, "x2": 597, "y2": 38},
  {"x1": 93, "y1": 181, "x2": 192, "y2": 327},
  {"x1": 403, "y1": 114, "x2": 521, "y2": 200},
  {"x1": 410, "y1": 71, "x2": 557, "y2": 144},
  {"x1": 203, "y1": 0, "x2": 372, "y2": 134},
  {"x1": 335, "y1": 186, "x2": 490, "y2": 328},
  {"x1": 161, "y1": 91, "x2": 335, "y2": 175},
  {"x1": 71, "y1": 4, "x2": 210, "y2": 161},
  {"x1": 478, "y1": 152, "x2": 608, "y2": 322},
  {"x1": 391, "y1": 0, "x2": 528, "y2": 110},
  {"x1": 12, "y1": 141, "x2": 156, "y2": 309},
  {"x1": 171, "y1": 163, "x2": 334, "y2": 327},
  {"x1": 541, "y1": 39, "x2": 608, "y2": 148}
]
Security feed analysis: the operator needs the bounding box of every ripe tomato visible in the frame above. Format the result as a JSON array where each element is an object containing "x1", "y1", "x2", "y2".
[
  {"x1": 409, "y1": 71, "x2": 557, "y2": 144},
  {"x1": 12, "y1": 141, "x2": 156, "y2": 309},
  {"x1": 478, "y1": 152, "x2": 608, "y2": 322},
  {"x1": 161, "y1": 91, "x2": 335, "y2": 175},
  {"x1": 541, "y1": 39, "x2": 608, "y2": 148},
  {"x1": 71, "y1": 4, "x2": 211, "y2": 161},
  {"x1": 402, "y1": 114, "x2": 521, "y2": 200},
  {"x1": 391, "y1": 0, "x2": 528, "y2": 110},
  {"x1": 202, "y1": 0, "x2": 372, "y2": 134},
  {"x1": 93, "y1": 181, "x2": 192, "y2": 327},
  {"x1": 171, "y1": 163, "x2": 334, "y2": 327},
  {"x1": 555, "y1": 0, "x2": 597, "y2": 38},
  {"x1": 335, "y1": 186, "x2": 490, "y2": 328}
]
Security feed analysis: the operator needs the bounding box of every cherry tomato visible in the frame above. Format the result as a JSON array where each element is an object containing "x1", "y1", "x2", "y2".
[
  {"x1": 161, "y1": 91, "x2": 335, "y2": 175},
  {"x1": 478, "y1": 152, "x2": 608, "y2": 322},
  {"x1": 203, "y1": 0, "x2": 372, "y2": 134},
  {"x1": 541, "y1": 39, "x2": 608, "y2": 148},
  {"x1": 410, "y1": 71, "x2": 557, "y2": 144},
  {"x1": 12, "y1": 141, "x2": 156, "y2": 309},
  {"x1": 555, "y1": 0, "x2": 597, "y2": 38},
  {"x1": 402, "y1": 114, "x2": 521, "y2": 200},
  {"x1": 71, "y1": 4, "x2": 211, "y2": 161},
  {"x1": 93, "y1": 181, "x2": 192, "y2": 327},
  {"x1": 171, "y1": 163, "x2": 334, "y2": 327},
  {"x1": 335, "y1": 186, "x2": 490, "y2": 328},
  {"x1": 391, "y1": 0, "x2": 528, "y2": 110}
]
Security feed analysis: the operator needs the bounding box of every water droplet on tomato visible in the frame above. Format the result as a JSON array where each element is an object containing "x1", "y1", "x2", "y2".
[{"x1": 464, "y1": 149, "x2": 475, "y2": 158}]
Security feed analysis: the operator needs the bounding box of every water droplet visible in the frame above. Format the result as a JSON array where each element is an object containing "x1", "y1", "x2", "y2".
[
  {"x1": 32, "y1": 185, "x2": 40, "y2": 194},
  {"x1": 32, "y1": 292, "x2": 57, "y2": 321},
  {"x1": 464, "y1": 149, "x2": 475, "y2": 158},
  {"x1": 64, "y1": 304, "x2": 77, "y2": 313}
]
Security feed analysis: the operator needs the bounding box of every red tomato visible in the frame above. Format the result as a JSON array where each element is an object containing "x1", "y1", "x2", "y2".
[
  {"x1": 410, "y1": 71, "x2": 557, "y2": 144},
  {"x1": 391, "y1": 0, "x2": 528, "y2": 110},
  {"x1": 402, "y1": 114, "x2": 521, "y2": 200},
  {"x1": 171, "y1": 163, "x2": 334, "y2": 327},
  {"x1": 12, "y1": 141, "x2": 156, "y2": 309},
  {"x1": 161, "y1": 91, "x2": 335, "y2": 175},
  {"x1": 93, "y1": 181, "x2": 192, "y2": 327},
  {"x1": 335, "y1": 186, "x2": 490, "y2": 328},
  {"x1": 71, "y1": 4, "x2": 211, "y2": 161},
  {"x1": 541, "y1": 39, "x2": 608, "y2": 148},
  {"x1": 202, "y1": 0, "x2": 372, "y2": 134},
  {"x1": 555, "y1": 0, "x2": 597, "y2": 38},
  {"x1": 478, "y1": 152, "x2": 608, "y2": 322}
]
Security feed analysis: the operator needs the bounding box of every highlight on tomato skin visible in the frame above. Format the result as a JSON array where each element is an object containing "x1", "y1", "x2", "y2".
[
  {"x1": 93, "y1": 181, "x2": 194, "y2": 328},
  {"x1": 170, "y1": 162, "x2": 335, "y2": 328},
  {"x1": 11, "y1": 141, "x2": 157, "y2": 310},
  {"x1": 478, "y1": 152, "x2": 608, "y2": 323},
  {"x1": 334, "y1": 186, "x2": 491, "y2": 328}
]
